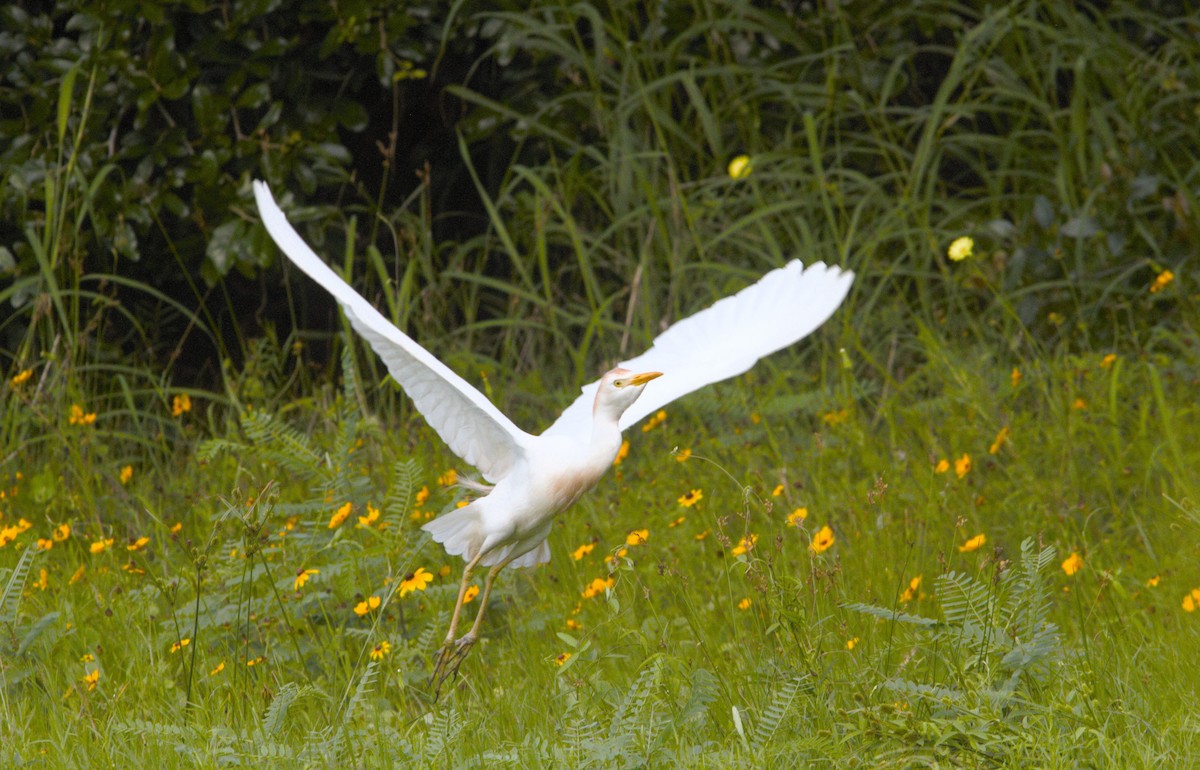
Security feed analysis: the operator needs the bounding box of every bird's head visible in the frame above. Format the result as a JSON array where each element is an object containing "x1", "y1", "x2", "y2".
[{"x1": 593, "y1": 367, "x2": 662, "y2": 421}]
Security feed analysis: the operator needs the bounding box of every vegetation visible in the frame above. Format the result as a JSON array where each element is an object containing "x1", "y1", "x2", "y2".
[{"x1": 1, "y1": 1, "x2": 1197, "y2": 766}]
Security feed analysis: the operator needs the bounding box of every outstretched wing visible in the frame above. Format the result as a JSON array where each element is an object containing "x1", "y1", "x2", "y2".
[
  {"x1": 254, "y1": 181, "x2": 532, "y2": 482},
  {"x1": 543, "y1": 260, "x2": 853, "y2": 439}
]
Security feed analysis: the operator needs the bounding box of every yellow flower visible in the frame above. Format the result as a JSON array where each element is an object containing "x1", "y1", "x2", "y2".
[
  {"x1": 1150, "y1": 269, "x2": 1174, "y2": 293},
  {"x1": 69, "y1": 565, "x2": 86, "y2": 585},
  {"x1": 34, "y1": 569, "x2": 48, "y2": 591},
  {"x1": 1184, "y1": 593, "x2": 1196, "y2": 612},
  {"x1": 954, "y1": 454, "x2": 971, "y2": 479},
  {"x1": 53, "y1": 524, "x2": 71, "y2": 541},
  {"x1": 328, "y1": 502, "x2": 353, "y2": 529},
  {"x1": 68, "y1": 404, "x2": 97, "y2": 426},
  {"x1": 36, "y1": 538, "x2": 53, "y2": 551},
  {"x1": 668, "y1": 515, "x2": 686, "y2": 528},
  {"x1": 822, "y1": 408, "x2": 849, "y2": 426},
  {"x1": 737, "y1": 598, "x2": 752, "y2": 610},
  {"x1": 82, "y1": 670, "x2": 100, "y2": 691},
  {"x1": 674, "y1": 448, "x2": 691, "y2": 462},
  {"x1": 625, "y1": 529, "x2": 649, "y2": 546},
  {"x1": 10, "y1": 368, "x2": 32, "y2": 387},
  {"x1": 810, "y1": 525, "x2": 835, "y2": 554},
  {"x1": 1100, "y1": 353, "x2": 1117, "y2": 369},
  {"x1": 171, "y1": 393, "x2": 192, "y2": 417},
  {"x1": 415, "y1": 486, "x2": 430, "y2": 505},
  {"x1": 89, "y1": 538, "x2": 114, "y2": 554},
  {"x1": 786, "y1": 507, "x2": 808, "y2": 527},
  {"x1": 846, "y1": 637, "x2": 859, "y2": 650},
  {"x1": 566, "y1": 618, "x2": 582, "y2": 631},
  {"x1": 900, "y1": 575, "x2": 922, "y2": 603},
  {"x1": 677, "y1": 489, "x2": 703, "y2": 507},
  {"x1": 727, "y1": 154, "x2": 752, "y2": 180},
  {"x1": 357, "y1": 504, "x2": 381, "y2": 528},
  {"x1": 581, "y1": 577, "x2": 615, "y2": 599},
  {"x1": 934, "y1": 459, "x2": 950, "y2": 474},
  {"x1": 399, "y1": 567, "x2": 433, "y2": 596},
  {"x1": 1146, "y1": 575, "x2": 1160, "y2": 587},
  {"x1": 1011, "y1": 367, "x2": 1022, "y2": 388},
  {"x1": 988, "y1": 427, "x2": 1010, "y2": 455},
  {"x1": 554, "y1": 652, "x2": 572, "y2": 666},
  {"x1": 246, "y1": 656, "x2": 265, "y2": 667},
  {"x1": 731, "y1": 534, "x2": 758, "y2": 556},
  {"x1": 694, "y1": 530, "x2": 709, "y2": 541},
  {"x1": 118, "y1": 465, "x2": 133, "y2": 485},
  {"x1": 463, "y1": 585, "x2": 480, "y2": 604},
  {"x1": 958, "y1": 533, "x2": 986, "y2": 553},
  {"x1": 947, "y1": 236, "x2": 974, "y2": 262},
  {"x1": 126, "y1": 536, "x2": 150, "y2": 552},
  {"x1": 1061, "y1": 552, "x2": 1083, "y2": 576},
  {"x1": 438, "y1": 468, "x2": 458, "y2": 487},
  {"x1": 572, "y1": 543, "x2": 595, "y2": 561},
  {"x1": 613, "y1": 439, "x2": 630, "y2": 465},
  {"x1": 1072, "y1": 398, "x2": 1087, "y2": 410},
  {"x1": 605, "y1": 547, "x2": 628, "y2": 567},
  {"x1": 170, "y1": 522, "x2": 183, "y2": 534},
  {"x1": 641, "y1": 410, "x2": 667, "y2": 432},
  {"x1": 771, "y1": 484, "x2": 784, "y2": 497},
  {"x1": 354, "y1": 595, "x2": 382, "y2": 616},
  {"x1": 210, "y1": 662, "x2": 225, "y2": 676},
  {"x1": 170, "y1": 638, "x2": 191, "y2": 654},
  {"x1": 294, "y1": 568, "x2": 319, "y2": 591},
  {"x1": 370, "y1": 640, "x2": 392, "y2": 661}
]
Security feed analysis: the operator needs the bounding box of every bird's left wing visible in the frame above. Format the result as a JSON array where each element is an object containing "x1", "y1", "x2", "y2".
[
  {"x1": 543, "y1": 260, "x2": 853, "y2": 439},
  {"x1": 254, "y1": 181, "x2": 533, "y2": 482}
]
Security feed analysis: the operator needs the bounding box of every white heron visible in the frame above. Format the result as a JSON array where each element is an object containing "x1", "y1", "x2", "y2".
[{"x1": 252, "y1": 181, "x2": 853, "y2": 686}]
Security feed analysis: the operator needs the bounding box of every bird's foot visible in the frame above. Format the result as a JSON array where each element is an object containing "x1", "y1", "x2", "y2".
[{"x1": 429, "y1": 633, "x2": 478, "y2": 699}]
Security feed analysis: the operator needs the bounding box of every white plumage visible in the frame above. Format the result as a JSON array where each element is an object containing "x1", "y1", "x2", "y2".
[{"x1": 253, "y1": 180, "x2": 853, "y2": 684}]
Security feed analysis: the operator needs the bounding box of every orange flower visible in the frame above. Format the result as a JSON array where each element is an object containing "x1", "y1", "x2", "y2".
[{"x1": 958, "y1": 533, "x2": 986, "y2": 553}]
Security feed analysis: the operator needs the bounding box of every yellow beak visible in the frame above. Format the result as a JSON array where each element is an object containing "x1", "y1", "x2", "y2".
[{"x1": 627, "y1": 371, "x2": 663, "y2": 386}]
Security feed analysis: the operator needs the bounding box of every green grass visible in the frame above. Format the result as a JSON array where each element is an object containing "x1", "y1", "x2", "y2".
[{"x1": 2, "y1": 1, "x2": 1199, "y2": 766}]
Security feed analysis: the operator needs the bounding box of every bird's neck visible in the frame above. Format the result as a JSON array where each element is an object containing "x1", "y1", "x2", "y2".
[{"x1": 589, "y1": 411, "x2": 624, "y2": 462}]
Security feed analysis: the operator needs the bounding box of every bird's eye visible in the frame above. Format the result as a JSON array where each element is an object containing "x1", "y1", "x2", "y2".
[{"x1": 613, "y1": 379, "x2": 625, "y2": 388}]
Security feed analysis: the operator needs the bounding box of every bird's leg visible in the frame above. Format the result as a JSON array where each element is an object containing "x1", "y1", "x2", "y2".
[
  {"x1": 430, "y1": 553, "x2": 482, "y2": 691},
  {"x1": 431, "y1": 561, "x2": 511, "y2": 697}
]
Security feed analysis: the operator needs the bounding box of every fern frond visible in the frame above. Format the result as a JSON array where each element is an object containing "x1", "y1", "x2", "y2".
[
  {"x1": 677, "y1": 668, "x2": 719, "y2": 727},
  {"x1": 242, "y1": 410, "x2": 320, "y2": 477},
  {"x1": 343, "y1": 660, "x2": 378, "y2": 724},
  {"x1": 842, "y1": 602, "x2": 941, "y2": 627},
  {"x1": 609, "y1": 656, "x2": 663, "y2": 739},
  {"x1": 262, "y1": 681, "x2": 309, "y2": 737},
  {"x1": 751, "y1": 675, "x2": 808, "y2": 750},
  {"x1": 1, "y1": 546, "x2": 37, "y2": 629},
  {"x1": 935, "y1": 571, "x2": 993, "y2": 630},
  {"x1": 385, "y1": 458, "x2": 422, "y2": 520}
]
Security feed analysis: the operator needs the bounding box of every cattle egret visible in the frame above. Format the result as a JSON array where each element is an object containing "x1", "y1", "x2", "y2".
[{"x1": 252, "y1": 181, "x2": 853, "y2": 689}]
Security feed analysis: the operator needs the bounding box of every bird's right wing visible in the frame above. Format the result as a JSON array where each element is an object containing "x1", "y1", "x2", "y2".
[
  {"x1": 543, "y1": 260, "x2": 853, "y2": 439},
  {"x1": 254, "y1": 181, "x2": 532, "y2": 482}
]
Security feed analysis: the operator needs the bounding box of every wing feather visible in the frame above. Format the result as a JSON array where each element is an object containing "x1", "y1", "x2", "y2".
[
  {"x1": 254, "y1": 181, "x2": 532, "y2": 481},
  {"x1": 544, "y1": 261, "x2": 853, "y2": 438}
]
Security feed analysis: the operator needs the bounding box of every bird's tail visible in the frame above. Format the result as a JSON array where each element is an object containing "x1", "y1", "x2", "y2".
[{"x1": 421, "y1": 504, "x2": 483, "y2": 562}]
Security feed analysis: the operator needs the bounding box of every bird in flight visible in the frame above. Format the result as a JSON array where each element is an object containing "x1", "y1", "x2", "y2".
[{"x1": 253, "y1": 181, "x2": 853, "y2": 691}]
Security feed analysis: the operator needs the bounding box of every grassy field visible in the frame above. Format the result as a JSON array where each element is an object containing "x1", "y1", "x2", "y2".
[{"x1": 2, "y1": 2, "x2": 1199, "y2": 767}]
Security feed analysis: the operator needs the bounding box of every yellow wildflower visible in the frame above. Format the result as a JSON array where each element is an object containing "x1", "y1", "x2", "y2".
[
  {"x1": 294, "y1": 568, "x2": 319, "y2": 591},
  {"x1": 900, "y1": 575, "x2": 922, "y2": 603},
  {"x1": 727, "y1": 155, "x2": 752, "y2": 180},
  {"x1": 1073, "y1": 398, "x2": 1087, "y2": 410},
  {"x1": 934, "y1": 459, "x2": 950, "y2": 474},
  {"x1": 69, "y1": 404, "x2": 97, "y2": 426},
  {"x1": 954, "y1": 454, "x2": 971, "y2": 479},
  {"x1": 988, "y1": 427, "x2": 1010, "y2": 455},
  {"x1": 370, "y1": 641, "x2": 391, "y2": 660},
  {"x1": 810, "y1": 525, "x2": 835, "y2": 554},
  {"x1": 210, "y1": 662, "x2": 225, "y2": 676},
  {"x1": 625, "y1": 529, "x2": 649, "y2": 546},
  {"x1": 947, "y1": 236, "x2": 974, "y2": 261},
  {"x1": 328, "y1": 502, "x2": 353, "y2": 529},
  {"x1": 463, "y1": 585, "x2": 480, "y2": 604},
  {"x1": 1146, "y1": 576, "x2": 1160, "y2": 587},
  {"x1": 1061, "y1": 552, "x2": 1083, "y2": 576},
  {"x1": 36, "y1": 538, "x2": 53, "y2": 551},
  {"x1": 641, "y1": 410, "x2": 667, "y2": 432},
  {"x1": 1011, "y1": 367, "x2": 1022, "y2": 387},
  {"x1": 582, "y1": 577, "x2": 615, "y2": 599},
  {"x1": 1100, "y1": 353, "x2": 1117, "y2": 369},
  {"x1": 958, "y1": 533, "x2": 986, "y2": 553},
  {"x1": 571, "y1": 543, "x2": 596, "y2": 561},
  {"x1": 170, "y1": 638, "x2": 191, "y2": 654},
  {"x1": 677, "y1": 489, "x2": 703, "y2": 507},
  {"x1": 357, "y1": 504, "x2": 381, "y2": 528},
  {"x1": 10, "y1": 368, "x2": 32, "y2": 387},
  {"x1": 822, "y1": 408, "x2": 849, "y2": 426},
  {"x1": 694, "y1": 530, "x2": 710, "y2": 541},
  {"x1": 53, "y1": 524, "x2": 71, "y2": 541},
  {"x1": 1150, "y1": 269, "x2": 1174, "y2": 293},
  {"x1": 786, "y1": 507, "x2": 808, "y2": 527},
  {"x1": 737, "y1": 598, "x2": 752, "y2": 610},
  {"x1": 668, "y1": 515, "x2": 686, "y2": 528},
  {"x1": 354, "y1": 596, "x2": 382, "y2": 616},
  {"x1": 126, "y1": 536, "x2": 150, "y2": 552},
  {"x1": 554, "y1": 652, "x2": 572, "y2": 666},
  {"x1": 846, "y1": 637, "x2": 859, "y2": 650},
  {"x1": 82, "y1": 670, "x2": 100, "y2": 691},
  {"x1": 171, "y1": 393, "x2": 192, "y2": 417},
  {"x1": 69, "y1": 565, "x2": 86, "y2": 585},
  {"x1": 731, "y1": 534, "x2": 758, "y2": 556},
  {"x1": 89, "y1": 538, "x2": 114, "y2": 554},
  {"x1": 399, "y1": 567, "x2": 433, "y2": 596},
  {"x1": 438, "y1": 468, "x2": 457, "y2": 487},
  {"x1": 415, "y1": 486, "x2": 430, "y2": 505},
  {"x1": 119, "y1": 465, "x2": 133, "y2": 485},
  {"x1": 613, "y1": 439, "x2": 630, "y2": 465},
  {"x1": 674, "y1": 448, "x2": 691, "y2": 462}
]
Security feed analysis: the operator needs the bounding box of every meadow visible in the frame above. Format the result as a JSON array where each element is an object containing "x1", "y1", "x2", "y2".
[{"x1": 1, "y1": 2, "x2": 1198, "y2": 767}]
